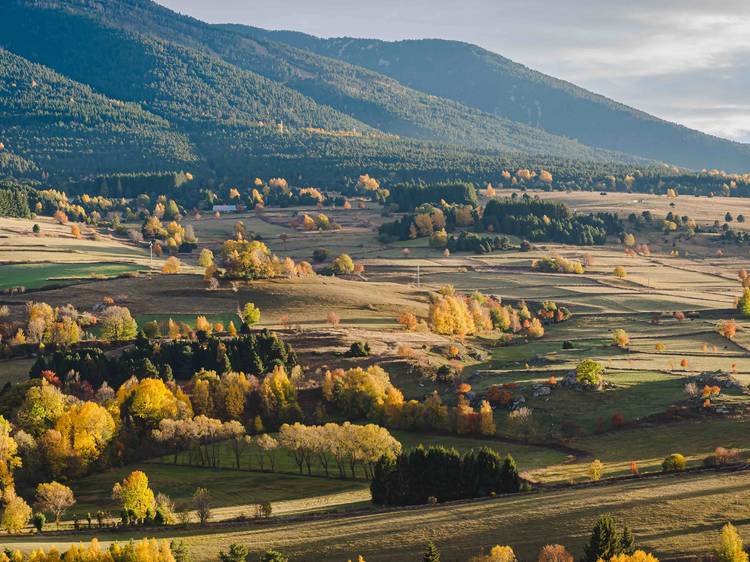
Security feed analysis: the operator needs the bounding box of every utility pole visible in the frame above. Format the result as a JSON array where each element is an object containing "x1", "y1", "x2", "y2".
[
  {"x1": 149, "y1": 240, "x2": 153, "y2": 270},
  {"x1": 416, "y1": 264, "x2": 421, "y2": 288}
]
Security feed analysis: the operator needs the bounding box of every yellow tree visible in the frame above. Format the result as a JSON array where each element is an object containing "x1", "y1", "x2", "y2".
[
  {"x1": 1, "y1": 488, "x2": 31, "y2": 533},
  {"x1": 716, "y1": 523, "x2": 748, "y2": 562},
  {"x1": 112, "y1": 470, "x2": 155, "y2": 521},
  {"x1": 479, "y1": 400, "x2": 496, "y2": 436},
  {"x1": 54, "y1": 402, "x2": 115, "y2": 472},
  {"x1": 117, "y1": 379, "x2": 179, "y2": 429},
  {"x1": 0, "y1": 417, "x2": 21, "y2": 492}
]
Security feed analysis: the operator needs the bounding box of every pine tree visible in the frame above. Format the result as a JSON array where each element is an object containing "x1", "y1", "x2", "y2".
[
  {"x1": 423, "y1": 541, "x2": 441, "y2": 562},
  {"x1": 583, "y1": 515, "x2": 622, "y2": 562},
  {"x1": 620, "y1": 525, "x2": 636, "y2": 555},
  {"x1": 500, "y1": 454, "x2": 520, "y2": 493}
]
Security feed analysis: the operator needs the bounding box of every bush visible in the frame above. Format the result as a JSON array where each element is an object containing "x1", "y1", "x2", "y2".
[
  {"x1": 662, "y1": 453, "x2": 687, "y2": 472},
  {"x1": 576, "y1": 359, "x2": 604, "y2": 386},
  {"x1": 703, "y1": 447, "x2": 742, "y2": 467},
  {"x1": 346, "y1": 341, "x2": 371, "y2": 357},
  {"x1": 32, "y1": 512, "x2": 45, "y2": 533}
]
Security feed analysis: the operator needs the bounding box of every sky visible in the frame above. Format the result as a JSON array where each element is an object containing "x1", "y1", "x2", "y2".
[{"x1": 156, "y1": 0, "x2": 750, "y2": 143}]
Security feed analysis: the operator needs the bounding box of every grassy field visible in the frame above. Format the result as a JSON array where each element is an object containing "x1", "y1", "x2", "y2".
[
  {"x1": 0, "y1": 262, "x2": 146, "y2": 290},
  {"x1": 69, "y1": 462, "x2": 369, "y2": 523},
  {"x1": 6, "y1": 469, "x2": 750, "y2": 561}
]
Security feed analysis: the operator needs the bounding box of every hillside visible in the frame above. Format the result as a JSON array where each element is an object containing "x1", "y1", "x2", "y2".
[
  {"x1": 0, "y1": 0, "x2": 642, "y2": 167},
  {"x1": 0, "y1": 48, "x2": 197, "y2": 176},
  {"x1": 243, "y1": 29, "x2": 750, "y2": 172}
]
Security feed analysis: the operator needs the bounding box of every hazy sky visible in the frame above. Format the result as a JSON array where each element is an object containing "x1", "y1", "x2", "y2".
[{"x1": 157, "y1": 0, "x2": 750, "y2": 143}]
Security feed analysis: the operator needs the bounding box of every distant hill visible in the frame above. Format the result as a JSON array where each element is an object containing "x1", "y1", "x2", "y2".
[
  {"x1": 0, "y1": 0, "x2": 639, "y2": 167},
  {"x1": 241, "y1": 29, "x2": 750, "y2": 172}
]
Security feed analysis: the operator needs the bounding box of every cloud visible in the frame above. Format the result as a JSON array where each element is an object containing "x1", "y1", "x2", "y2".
[{"x1": 157, "y1": 0, "x2": 750, "y2": 142}]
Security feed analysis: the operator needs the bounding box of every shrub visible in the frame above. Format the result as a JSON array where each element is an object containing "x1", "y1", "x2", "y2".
[
  {"x1": 662, "y1": 453, "x2": 687, "y2": 472},
  {"x1": 703, "y1": 447, "x2": 742, "y2": 467},
  {"x1": 716, "y1": 523, "x2": 748, "y2": 562},
  {"x1": 576, "y1": 359, "x2": 604, "y2": 386},
  {"x1": 346, "y1": 341, "x2": 371, "y2": 357}
]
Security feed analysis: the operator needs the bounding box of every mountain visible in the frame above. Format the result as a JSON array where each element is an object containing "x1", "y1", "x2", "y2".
[
  {"x1": 0, "y1": 47, "x2": 198, "y2": 176},
  {"x1": 238, "y1": 29, "x2": 750, "y2": 173},
  {"x1": 0, "y1": 0, "x2": 638, "y2": 166}
]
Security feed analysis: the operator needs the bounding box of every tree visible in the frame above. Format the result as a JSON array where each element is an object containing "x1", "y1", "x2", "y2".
[
  {"x1": 583, "y1": 515, "x2": 628, "y2": 562},
  {"x1": 589, "y1": 459, "x2": 604, "y2": 481},
  {"x1": 423, "y1": 541, "x2": 441, "y2": 562},
  {"x1": 259, "y1": 550, "x2": 289, "y2": 562},
  {"x1": 99, "y1": 306, "x2": 138, "y2": 341},
  {"x1": 716, "y1": 523, "x2": 748, "y2": 562},
  {"x1": 162, "y1": 256, "x2": 181, "y2": 274},
  {"x1": 16, "y1": 380, "x2": 66, "y2": 436},
  {"x1": 112, "y1": 470, "x2": 155, "y2": 522},
  {"x1": 737, "y1": 289, "x2": 750, "y2": 317},
  {"x1": 613, "y1": 266, "x2": 627, "y2": 279},
  {"x1": 197, "y1": 249, "x2": 214, "y2": 268},
  {"x1": 52, "y1": 401, "x2": 115, "y2": 475},
  {"x1": 537, "y1": 545, "x2": 573, "y2": 562},
  {"x1": 331, "y1": 254, "x2": 355, "y2": 275},
  {"x1": 219, "y1": 544, "x2": 249, "y2": 562},
  {"x1": 479, "y1": 400, "x2": 496, "y2": 436},
  {"x1": 471, "y1": 545, "x2": 517, "y2": 562},
  {"x1": 1, "y1": 488, "x2": 31, "y2": 533},
  {"x1": 576, "y1": 359, "x2": 604, "y2": 386},
  {"x1": 612, "y1": 329, "x2": 629, "y2": 348},
  {"x1": 193, "y1": 487, "x2": 210, "y2": 525},
  {"x1": 662, "y1": 453, "x2": 686, "y2": 472},
  {"x1": 718, "y1": 319, "x2": 738, "y2": 339},
  {"x1": 35, "y1": 481, "x2": 75, "y2": 527},
  {"x1": 171, "y1": 540, "x2": 193, "y2": 562},
  {"x1": 241, "y1": 303, "x2": 261, "y2": 326}
]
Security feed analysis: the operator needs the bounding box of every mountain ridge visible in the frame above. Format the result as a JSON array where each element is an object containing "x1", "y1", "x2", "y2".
[{"x1": 231, "y1": 26, "x2": 750, "y2": 172}]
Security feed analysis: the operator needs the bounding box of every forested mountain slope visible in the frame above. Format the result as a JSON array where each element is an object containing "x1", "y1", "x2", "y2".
[
  {"x1": 0, "y1": 48, "x2": 197, "y2": 176},
  {"x1": 242, "y1": 28, "x2": 750, "y2": 172},
  {"x1": 0, "y1": 0, "x2": 637, "y2": 164}
]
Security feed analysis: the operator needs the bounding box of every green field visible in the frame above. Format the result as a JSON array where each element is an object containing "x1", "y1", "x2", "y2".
[
  {"x1": 0, "y1": 262, "x2": 146, "y2": 290},
  {"x1": 69, "y1": 462, "x2": 369, "y2": 524}
]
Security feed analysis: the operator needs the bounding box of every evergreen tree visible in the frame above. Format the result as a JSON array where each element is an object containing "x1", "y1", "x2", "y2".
[
  {"x1": 620, "y1": 525, "x2": 636, "y2": 555},
  {"x1": 500, "y1": 454, "x2": 521, "y2": 493},
  {"x1": 218, "y1": 544, "x2": 249, "y2": 562},
  {"x1": 583, "y1": 515, "x2": 623, "y2": 562},
  {"x1": 423, "y1": 541, "x2": 441, "y2": 562}
]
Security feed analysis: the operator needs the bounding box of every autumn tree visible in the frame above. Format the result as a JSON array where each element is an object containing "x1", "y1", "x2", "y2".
[
  {"x1": 197, "y1": 249, "x2": 214, "y2": 268},
  {"x1": 423, "y1": 541, "x2": 441, "y2": 562},
  {"x1": 193, "y1": 487, "x2": 211, "y2": 525},
  {"x1": 737, "y1": 288, "x2": 750, "y2": 317},
  {"x1": 716, "y1": 522, "x2": 748, "y2": 562},
  {"x1": 0, "y1": 417, "x2": 21, "y2": 492},
  {"x1": 99, "y1": 306, "x2": 138, "y2": 341},
  {"x1": 588, "y1": 459, "x2": 604, "y2": 481},
  {"x1": 718, "y1": 319, "x2": 738, "y2": 339},
  {"x1": 331, "y1": 254, "x2": 355, "y2": 275},
  {"x1": 35, "y1": 481, "x2": 75, "y2": 527},
  {"x1": 470, "y1": 545, "x2": 517, "y2": 562},
  {"x1": 240, "y1": 303, "x2": 261, "y2": 327},
  {"x1": 112, "y1": 470, "x2": 156, "y2": 522},
  {"x1": 1, "y1": 488, "x2": 31, "y2": 533},
  {"x1": 613, "y1": 266, "x2": 627, "y2": 279},
  {"x1": 479, "y1": 400, "x2": 496, "y2": 436},
  {"x1": 576, "y1": 359, "x2": 605, "y2": 386},
  {"x1": 612, "y1": 329, "x2": 629, "y2": 348},
  {"x1": 537, "y1": 544, "x2": 573, "y2": 562},
  {"x1": 162, "y1": 256, "x2": 181, "y2": 274}
]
